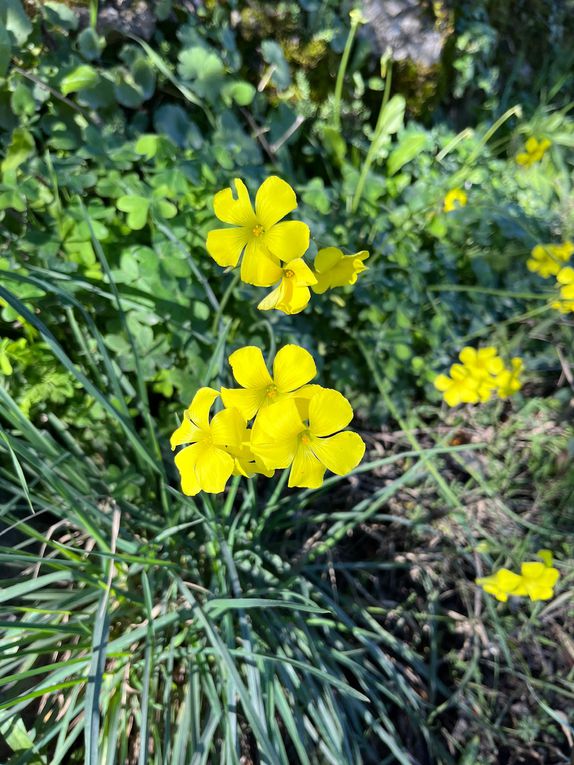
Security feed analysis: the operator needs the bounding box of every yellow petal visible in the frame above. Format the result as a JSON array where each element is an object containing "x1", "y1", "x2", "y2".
[
  {"x1": 209, "y1": 407, "x2": 247, "y2": 450},
  {"x1": 174, "y1": 443, "x2": 202, "y2": 496},
  {"x1": 220, "y1": 386, "x2": 267, "y2": 421},
  {"x1": 292, "y1": 384, "x2": 324, "y2": 420},
  {"x1": 257, "y1": 281, "x2": 287, "y2": 312},
  {"x1": 434, "y1": 374, "x2": 451, "y2": 392},
  {"x1": 308, "y1": 388, "x2": 353, "y2": 436},
  {"x1": 213, "y1": 178, "x2": 256, "y2": 226},
  {"x1": 495, "y1": 569, "x2": 523, "y2": 591},
  {"x1": 194, "y1": 444, "x2": 235, "y2": 493},
  {"x1": 275, "y1": 282, "x2": 311, "y2": 315},
  {"x1": 272, "y1": 344, "x2": 317, "y2": 393},
  {"x1": 288, "y1": 442, "x2": 326, "y2": 488},
  {"x1": 287, "y1": 258, "x2": 317, "y2": 285},
  {"x1": 254, "y1": 176, "x2": 297, "y2": 229},
  {"x1": 170, "y1": 417, "x2": 202, "y2": 450},
  {"x1": 206, "y1": 227, "x2": 249, "y2": 268},
  {"x1": 557, "y1": 267, "x2": 574, "y2": 285},
  {"x1": 228, "y1": 346, "x2": 273, "y2": 389},
  {"x1": 314, "y1": 247, "x2": 342, "y2": 273},
  {"x1": 251, "y1": 399, "x2": 303, "y2": 469},
  {"x1": 264, "y1": 220, "x2": 310, "y2": 262},
  {"x1": 520, "y1": 561, "x2": 546, "y2": 580},
  {"x1": 188, "y1": 387, "x2": 219, "y2": 430},
  {"x1": 310, "y1": 431, "x2": 365, "y2": 475},
  {"x1": 240, "y1": 239, "x2": 283, "y2": 287}
]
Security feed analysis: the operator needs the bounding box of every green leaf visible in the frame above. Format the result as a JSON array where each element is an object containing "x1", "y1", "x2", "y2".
[
  {"x1": 0, "y1": 715, "x2": 45, "y2": 762},
  {"x1": 10, "y1": 82, "x2": 35, "y2": 117},
  {"x1": 177, "y1": 46, "x2": 225, "y2": 97},
  {"x1": 375, "y1": 94, "x2": 406, "y2": 139},
  {"x1": 116, "y1": 195, "x2": 151, "y2": 230},
  {"x1": 221, "y1": 80, "x2": 256, "y2": 106},
  {"x1": 387, "y1": 132, "x2": 428, "y2": 175},
  {"x1": 1, "y1": 0, "x2": 32, "y2": 45},
  {"x1": 77, "y1": 27, "x2": 104, "y2": 61},
  {"x1": 0, "y1": 22, "x2": 11, "y2": 77},
  {"x1": 135, "y1": 134, "x2": 159, "y2": 159},
  {"x1": 61, "y1": 65, "x2": 99, "y2": 95},
  {"x1": 154, "y1": 198, "x2": 177, "y2": 219},
  {"x1": 42, "y1": 1, "x2": 79, "y2": 30},
  {"x1": 321, "y1": 125, "x2": 346, "y2": 164},
  {"x1": 1, "y1": 126, "x2": 35, "y2": 172},
  {"x1": 261, "y1": 40, "x2": 291, "y2": 89}
]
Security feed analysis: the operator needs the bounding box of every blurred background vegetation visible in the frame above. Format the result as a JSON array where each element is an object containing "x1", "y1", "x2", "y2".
[{"x1": 0, "y1": 1, "x2": 573, "y2": 763}]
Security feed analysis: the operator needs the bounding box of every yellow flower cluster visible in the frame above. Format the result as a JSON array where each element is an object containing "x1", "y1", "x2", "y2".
[
  {"x1": 527, "y1": 241, "x2": 573, "y2": 279},
  {"x1": 171, "y1": 344, "x2": 365, "y2": 495},
  {"x1": 526, "y1": 240, "x2": 574, "y2": 314},
  {"x1": 434, "y1": 347, "x2": 523, "y2": 407},
  {"x1": 515, "y1": 136, "x2": 551, "y2": 167},
  {"x1": 443, "y1": 188, "x2": 467, "y2": 213},
  {"x1": 206, "y1": 177, "x2": 368, "y2": 314},
  {"x1": 476, "y1": 550, "x2": 559, "y2": 602}
]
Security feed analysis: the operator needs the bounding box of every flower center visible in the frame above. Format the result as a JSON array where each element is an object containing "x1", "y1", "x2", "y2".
[
  {"x1": 300, "y1": 430, "x2": 312, "y2": 445},
  {"x1": 252, "y1": 224, "x2": 265, "y2": 237},
  {"x1": 266, "y1": 384, "x2": 278, "y2": 399},
  {"x1": 284, "y1": 269, "x2": 295, "y2": 279}
]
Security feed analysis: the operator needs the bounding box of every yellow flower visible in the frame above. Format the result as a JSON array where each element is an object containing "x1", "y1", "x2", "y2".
[
  {"x1": 476, "y1": 568, "x2": 524, "y2": 602},
  {"x1": 434, "y1": 364, "x2": 480, "y2": 406},
  {"x1": 527, "y1": 242, "x2": 573, "y2": 278},
  {"x1": 170, "y1": 387, "x2": 247, "y2": 495},
  {"x1": 311, "y1": 247, "x2": 369, "y2": 294},
  {"x1": 257, "y1": 258, "x2": 317, "y2": 314},
  {"x1": 206, "y1": 176, "x2": 310, "y2": 287},
  {"x1": 494, "y1": 357, "x2": 523, "y2": 399},
  {"x1": 443, "y1": 188, "x2": 467, "y2": 213},
  {"x1": 476, "y1": 550, "x2": 559, "y2": 603},
  {"x1": 435, "y1": 347, "x2": 523, "y2": 406},
  {"x1": 551, "y1": 266, "x2": 574, "y2": 313},
  {"x1": 516, "y1": 137, "x2": 551, "y2": 167},
  {"x1": 250, "y1": 388, "x2": 366, "y2": 488},
  {"x1": 220, "y1": 344, "x2": 317, "y2": 422},
  {"x1": 514, "y1": 550, "x2": 560, "y2": 601}
]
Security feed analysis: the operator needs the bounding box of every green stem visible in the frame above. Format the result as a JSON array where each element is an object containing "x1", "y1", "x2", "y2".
[
  {"x1": 427, "y1": 284, "x2": 551, "y2": 301},
  {"x1": 332, "y1": 15, "x2": 361, "y2": 131},
  {"x1": 351, "y1": 62, "x2": 393, "y2": 213},
  {"x1": 211, "y1": 272, "x2": 240, "y2": 335}
]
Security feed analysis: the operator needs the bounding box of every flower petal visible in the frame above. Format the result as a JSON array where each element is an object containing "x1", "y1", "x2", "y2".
[
  {"x1": 273, "y1": 344, "x2": 317, "y2": 393},
  {"x1": 194, "y1": 445, "x2": 235, "y2": 493},
  {"x1": 275, "y1": 281, "x2": 311, "y2": 315},
  {"x1": 288, "y1": 258, "x2": 317, "y2": 286},
  {"x1": 264, "y1": 221, "x2": 310, "y2": 262},
  {"x1": 188, "y1": 387, "x2": 219, "y2": 430},
  {"x1": 257, "y1": 281, "x2": 287, "y2": 312},
  {"x1": 308, "y1": 388, "x2": 353, "y2": 436},
  {"x1": 240, "y1": 239, "x2": 283, "y2": 287},
  {"x1": 251, "y1": 399, "x2": 303, "y2": 469},
  {"x1": 206, "y1": 227, "x2": 249, "y2": 268},
  {"x1": 288, "y1": 442, "x2": 326, "y2": 488},
  {"x1": 174, "y1": 443, "x2": 202, "y2": 496},
  {"x1": 255, "y1": 176, "x2": 297, "y2": 229},
  {"x1": 210, "y1": 407, "x2": 247, "y2": 450},
  {"x1": 220, "y1": 386, "x2": 267, "y2": 421},
  {"x1": 170, "y1": 417, "x2": 203, "y2": 450},
  {"x1": 228, "y1": 346, "x2": 273, "y2": 389},
  {"x1": 314, "y1": 247, "x2": 343, "y2": 274},
  {"x1": 213, "y1": 178, "x2": 256, "y2": 226},
  {"x1": 310, "y1": 431, "x2": 365, "y2": 475}
]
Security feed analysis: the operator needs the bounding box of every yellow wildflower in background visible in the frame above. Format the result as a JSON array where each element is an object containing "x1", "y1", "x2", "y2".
[
  {"x1": 527, "y1": 242, "x2": 573, "y2": 278},
  {"x1": 206, "y1": 176, "x2": 310, "y2": 286},
  {"x1": 443, "y1": 188, "x2": 467, "y2": 213},
  {"x1": 435, "y1": 346, "x2": 523, "y2": 406},
  {"x1": 311, "y1": 247, "x2": 369, "y2": 294},
  {"x1": 251, "y1": 388, "x2": 365, "y2": 488},
  {"x1": 257, "y1": 258, "x2": 317, "y2": 314},
  {"x1": 220, "y1": 344, "x2": 317, "y2": 421},
  {"x1": 170, "y1": 387, "x2": 247, "y2": 495},
  {"x1": 477, "y1": 550, "x2": 559, "y2": 602},
  {"x1": 551, "y1": 266, "x2": 574, "y2": 313},
  {"x1": 476, "y1": 568, "x2": 523, "y2": 602},
  {"x1": 515, "y1": 137, "x2": 551, "y2": 167}
]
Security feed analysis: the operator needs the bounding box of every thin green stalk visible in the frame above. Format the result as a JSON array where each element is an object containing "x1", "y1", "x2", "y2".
[
  {"x1": 211, "y1": 272, "x2": 241, "y2": 335},
  {"x1": 332, "y1": 12, "x2": 363, "y2": 131},
  {"x1": 351, "y1": 61, "x2": 394, "y2": 212}
]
